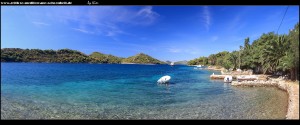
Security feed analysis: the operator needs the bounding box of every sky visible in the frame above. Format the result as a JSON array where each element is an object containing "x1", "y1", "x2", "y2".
[{"x1": 1, "y1": 6, "x2": 299, "y2": 62}]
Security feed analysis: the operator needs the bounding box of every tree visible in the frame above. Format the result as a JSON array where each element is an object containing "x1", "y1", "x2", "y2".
[
  {"x1": 229, "y1": 51, "x2": 239, "y2": 70},
  {"x1": 261, "y1": 35, "x2": 289, "y2": 74},
  {"x1": 286, "y1": 23, "x2": 299, "y2": 80},
  {"x1": 187, "y1": 22, "x2": 299, "y2": 81},
  {"x1": 208, "y1": 54, "x2": 217, "y2": 65}
]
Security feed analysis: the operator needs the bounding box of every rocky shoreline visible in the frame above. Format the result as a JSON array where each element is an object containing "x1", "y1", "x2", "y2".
[
  {"x1": 204, "y1": 66, "x2": 298, "y2": 119},
  {"x1": 232, "y1": 79, "x2": 299, "y2": 119}
]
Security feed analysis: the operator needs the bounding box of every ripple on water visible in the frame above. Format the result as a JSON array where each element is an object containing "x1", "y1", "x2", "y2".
[{"x1": 1, "y1": 63, "x2": 288, "y2": 119}]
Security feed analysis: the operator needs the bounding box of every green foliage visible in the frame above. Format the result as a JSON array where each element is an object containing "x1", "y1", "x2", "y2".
[
  {"x1": 240, "y1": 37, "x2": 253, "y2": 69},
  {"x1": 215, "y1": 51, "x2": 230, "y2": 66},
  {"x1": 174, "y1": 60, "x2": 188, "y2": 65},
  {"x1": 229, "y1": 51, "x2": 239, "y2": 70},
  {"x1": 188, "y1": 51, "x2": 232, "y2": 69},
  {"x1": 89, "y1": 52, "x2": 122, "y2": 64},
  {"x1": 188, "y1": 22, "x2": 299, "y2": 80},
  {"x1": 261, "y1": 35, "x2": 289, "y2": 73},
  {"x1": 1, "y1": 49, "x2": 160, "y2": 64},
  {"x1": 1, "y1": 49, "x2": 164, "y2": 64},
  {"x1": 187, "y1": 56, "x2": 208, "y2": 65},
  {"x1": 285, "y1": 22, "x2": 299, "y2": 80},
  {"x1": 223, "y1": 61, "x2": 231, "y2": 70},
  {"x1": 121, "y1": 53, "x2": 165, "y2": 64},
  {"x1": 208, "y1": 54, "x2": 217, "y2": 65}
]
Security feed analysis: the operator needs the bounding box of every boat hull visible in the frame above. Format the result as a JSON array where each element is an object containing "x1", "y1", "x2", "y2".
[
  {"x1": 157, "y1": 75, "x2": 171, "y2": 84},
  {"x1": 224, "y1": 76, "x2": 233, "y2": 83}
]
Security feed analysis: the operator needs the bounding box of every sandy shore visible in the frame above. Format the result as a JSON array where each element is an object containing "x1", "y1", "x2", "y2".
[{"x1": 232, "y1": 79, "x2": 299, "y2": 119}]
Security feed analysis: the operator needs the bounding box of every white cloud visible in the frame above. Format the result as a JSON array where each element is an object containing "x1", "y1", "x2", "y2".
[
  {"x1": 227, "y1": 7, "x2": 250, "y2": 33},
  {"x1": 103, "y1": 23, "x2": 132, "y2": 37},
  {"x1": 42, "y1": 6, "x2": 160, "y2": 37},
  {"x1": 2, "y1": 6, "x2": 17, "y2": 13},
  {"x1": 183, "y1": 49, "x2": 200, "y2": 55},
  {"x1": 228, "y1": 15, "x2": 242, "y2": 31},
  {"x1": 211, "y1": 36, "x2": 218, "y2": 41},
  {"x1": 72, "y1": 28, "x2": 94, "y2": 34},
  {"x1": 32, "y1": 21, "x2": 50, "y2": 26},
  {"x1": 201, "y1": 6, "x2": 211, "y2": 31},
  {"x1": 168, "y1": 48, "x2": 182, "y2": 53},
  {"x1": 135, "y1": 6, "x2": 160, "y2": 25},
  {"x1": 167, "y1": 47, "x2": 200, "y2": 55}
]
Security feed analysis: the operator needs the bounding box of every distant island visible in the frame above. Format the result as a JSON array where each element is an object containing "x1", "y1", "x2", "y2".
[
  {"x1": 174, "y1": 60, "x2": 188, "y2": 65},
  {"x1": 0, "y1": 48, "x2": 165, "y2": 64},
  {"x1": 122, "y1": 53, "x2": 165, "y2": 64}
]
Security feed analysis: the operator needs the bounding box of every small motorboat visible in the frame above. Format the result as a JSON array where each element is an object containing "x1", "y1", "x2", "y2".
[
  {"x1": 224, "y1": 76, "x2": 232, "y2": 83},
  {"x1": 157, "y1": 75, "x2": 171, "y2": 84},
  {"x1": 170, "y1": 62, "x2": 174, "y2": 66}
]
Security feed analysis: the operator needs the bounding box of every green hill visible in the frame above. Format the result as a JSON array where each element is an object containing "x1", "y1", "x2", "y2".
[
  {"x1": 122, "y1": 53, "x2": 165, "y2": 64},
  {"x1": 89, "y1": 52, "x2": 123, "y2": 64},
  {"x1": 1, "y1": 48, "x2": 164, "y2": 64},
  {"x1": 165, "y1": 60, "x2": 172, "y2": 64},
  {"x1": 1, "y1": 48, "x2": 90, "y2": 63},
  {"x1": 174, "y1": 60, "x2": 188, "y2": 65}
]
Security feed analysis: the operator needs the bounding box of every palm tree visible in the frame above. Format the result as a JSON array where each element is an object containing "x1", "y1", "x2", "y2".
[
  {"x1": 238, "y1": 46, "x2": 243, "y2": 69},
  {"x1": 262, "y1": 35, "x2": 289, "y2": 74}
]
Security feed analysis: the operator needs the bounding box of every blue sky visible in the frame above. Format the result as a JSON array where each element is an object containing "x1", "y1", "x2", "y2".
[{"x1": 1, "y1": 6, "x2": 299, "y2": 62}]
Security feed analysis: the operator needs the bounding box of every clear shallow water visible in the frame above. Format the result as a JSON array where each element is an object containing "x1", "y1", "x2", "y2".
[{"x1": 1, "y1": 63, "x2": 288, "y2": 119}]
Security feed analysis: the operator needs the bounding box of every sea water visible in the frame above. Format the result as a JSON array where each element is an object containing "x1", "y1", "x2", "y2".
[{"x1": 1, "y1": 63, "x2": 288, "y2": 119}]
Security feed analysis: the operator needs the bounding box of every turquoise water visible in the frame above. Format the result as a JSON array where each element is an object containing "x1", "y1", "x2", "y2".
[{"x1": 1, "y1": 63, "x2": 288, "y2": 119}]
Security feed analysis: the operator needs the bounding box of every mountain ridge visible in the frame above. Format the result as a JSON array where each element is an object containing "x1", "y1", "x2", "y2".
[{"x1": 1, "y1": 48, "x2": 165, "y2": 64}]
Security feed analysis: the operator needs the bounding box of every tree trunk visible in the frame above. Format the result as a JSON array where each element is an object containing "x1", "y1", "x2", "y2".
[
  {"x1": 295, "y1": 66, "x2": 299, "y2": 81},
  {"x1": 290, "y1": 67, "x2": 295, "y2": 81}
]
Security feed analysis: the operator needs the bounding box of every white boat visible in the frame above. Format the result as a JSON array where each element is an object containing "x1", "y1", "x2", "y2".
[
  {"x1": 224, "y1": 76, "x2": 232, "y2": 83},
  {"x1": 157, "y1": 75, "x2": 171, "y2": 84},
  {"x1": 196, "y1": 65, "x2": 202, "y2": 68},
  {"x1": 170, "y1": 62, "x2": 174, "y2": 66}
]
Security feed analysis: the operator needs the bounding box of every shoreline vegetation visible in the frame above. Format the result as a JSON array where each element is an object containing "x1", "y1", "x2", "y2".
[
  {"x1": 188, "y1": 23, "x2": 299, "y2": 81},
  {"x1": 0, "y1": 49, "x2": 187, "y2": 65},
  {"x1": 0, "y1": 49, "x2": 166, "y2": 64},
  {"x1": 188, "y1": 22, "x2": 299, "y2": 119}
]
